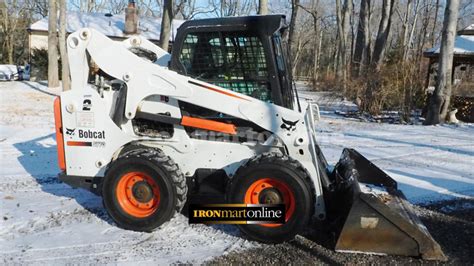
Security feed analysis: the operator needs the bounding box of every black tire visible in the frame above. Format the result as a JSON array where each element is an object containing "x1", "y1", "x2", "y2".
[
  {"x1": 227, "y1": 153, "x2": 315, "y2": 243},
  {"x1": 102, "y1": 148, "x2": 187, "y2": 232}
]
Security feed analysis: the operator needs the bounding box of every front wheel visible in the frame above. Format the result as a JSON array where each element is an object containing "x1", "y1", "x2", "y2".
[
  {"x1": 102, "y1": 148, "x2": 187, "y2": 232},
  {"x1": 227, "y1": 153, "x2": 315, "y2": 243}
]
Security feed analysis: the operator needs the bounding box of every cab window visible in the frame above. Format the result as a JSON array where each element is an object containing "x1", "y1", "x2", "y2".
[{"x1": 179, "y1": 31, "x2": 271, "y2": 102}]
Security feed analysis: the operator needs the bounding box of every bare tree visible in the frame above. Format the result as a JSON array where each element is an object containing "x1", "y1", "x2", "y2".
[
  {"x1": 400, "y1": 0, "x2": 421, "y2": 61},
  {"x1": 415, "y1": 1, "x2": 433, "y2": 62},
  {"x1": 424, "y1": 0, "x2": 460, "y2": 125},
  {"x1": 175, "y1": 0, "x2": 215, "y2": 19},
  {"x1": 209, "y1": 0, "x2": 256, "y2": 17},
  {"x1": 298, "y1": 0, "x2": 321, "y2": 83},
  {"x1": 431, "y1": 0, "x2": 440, "y2": 45},
  {"x1": 335, "y1": 0, "x2": 352, "y2": 89},
  {"x1": 399, "y1": 0, "x2": 413, "y2": 60},
  {"x1": 0, "y1": 0, "x2": 30, "y2": 65},
  {"x1": 0, "y1": 1, "x2": 15, "y2": 64},
  {"x1": 48, "y1": 0, "x2": 59, "y2": 88},
  {"x1": 58, "y1": 0, "x2": 70, "y2": 90},
  {"x1": 258, "y1": 0, "x2": 268, "y2": 15},
  {"x1": 108, "y1": 0, "x2": 129, "y2": 15},
  {"x1": 371, "y1": 0, "x2": 395, "y2": 69},
  {"x1": 288, "y1": 0, "x2": 300, "y2": 75},
  {"x1": 28, "y1": 0, "x2": 49, "y2": 17},
  {"x1": 159, "y1": 0, "x2": 173, "y2": 51},
  {"x1": 69, "y1": 0, "x2": 107, "y2": 12},
  {"x1": 359, "y1": 0, "x2": 395, "y2": 113},
  {"x1": 352, "y1": 0, "x2": 370, "y2": 76}
]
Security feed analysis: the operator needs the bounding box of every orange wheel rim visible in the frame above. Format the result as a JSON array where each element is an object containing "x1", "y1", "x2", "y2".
[
  {"x1": 116, "y1": 171, "x2": 160, "y2": 218},
  {"x1": 244, "y1": 178, "x2": 295, "y2": 227}
]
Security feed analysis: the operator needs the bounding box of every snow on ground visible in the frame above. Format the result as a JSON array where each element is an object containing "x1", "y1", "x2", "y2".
[
  {"x1": 316, "y1": 117, "x2": 474, "y2": 203},
  {"x1": 298, "y1": 89, "x2": 474, "y2": 203},
  {"x1": 1, "y1": 81, "x2": 473, "y2": 263}
]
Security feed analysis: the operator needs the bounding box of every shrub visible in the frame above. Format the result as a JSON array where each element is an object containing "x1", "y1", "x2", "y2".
[{"x1": 30, "y1": 48, "x2": 48, "y2": 81}]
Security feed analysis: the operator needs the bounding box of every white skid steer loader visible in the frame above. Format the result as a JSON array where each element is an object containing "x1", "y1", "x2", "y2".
[{"x1": 54, "y1": 15, "x2": 446, "y2": 260}]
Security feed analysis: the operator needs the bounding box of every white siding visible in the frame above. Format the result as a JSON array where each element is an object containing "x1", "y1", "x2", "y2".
[{"x1": 30, "y1": 32, "x2": 49, "y2": 50}]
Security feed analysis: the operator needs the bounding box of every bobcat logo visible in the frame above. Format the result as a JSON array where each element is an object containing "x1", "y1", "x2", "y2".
[
  {"x1": 65, "y1": 128, "x2": 76, "y2": 136},
  {"x1": 280, "y1": 118, "x2": 299, "y2": 131}
]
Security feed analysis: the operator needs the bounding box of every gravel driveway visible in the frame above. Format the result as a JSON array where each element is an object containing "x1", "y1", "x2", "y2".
[{"x1": 210, "y1": 199, "x2": 474, "y2": 265}]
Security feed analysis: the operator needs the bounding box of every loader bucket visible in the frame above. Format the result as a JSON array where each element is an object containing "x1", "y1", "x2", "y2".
[{"x1": 329, "y1": 148, "x2": 447, "y2": 261}]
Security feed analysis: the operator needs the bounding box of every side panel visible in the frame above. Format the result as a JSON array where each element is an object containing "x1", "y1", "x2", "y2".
[
  {"x1": 60, "y1": 87, "x2": 132, "y2": 177},
  {"x1": 60, "y1": 87, "x2": 262, "y2": 177}
]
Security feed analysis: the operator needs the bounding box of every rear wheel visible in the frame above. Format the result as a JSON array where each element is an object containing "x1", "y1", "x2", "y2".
[
  {"x1": 102, "y1": 148, "x2": 187, "y2": 232},
  {"x1": 227, "y1": 153, "x2": 315, "y2": 243}
]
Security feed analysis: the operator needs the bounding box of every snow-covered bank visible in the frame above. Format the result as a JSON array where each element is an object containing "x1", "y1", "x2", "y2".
[{"x1": 1, "y1": 81, "x2": 473, "y2": 263}]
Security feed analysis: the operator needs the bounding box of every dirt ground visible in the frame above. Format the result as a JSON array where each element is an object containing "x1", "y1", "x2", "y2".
[{"x1": 209, "y1": 199, "x2": 474, "y2": 265}]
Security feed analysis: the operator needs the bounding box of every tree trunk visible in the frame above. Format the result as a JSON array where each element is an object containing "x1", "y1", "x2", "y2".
[
  {"x1": 159, "y1": 0, "x2": 173, "y2": 52},
  {"x1": 87, "y1": 0, "x2": 95, "y2": 12},
  {"x1": 335, "y1": 0, "x2": 352, "y2": 91},
  {"x1": 58, "y1": 0, "x2": 70, "y2": 91},
  {"x1": 371, "y1": 0, "x2": 394, "y2": 69},
  {"x1": 362, "y1": 0, "x2": 394, "y2": 114},
  {"x1": 431, "y1": 0, "x2": 440, "y2": 46},
  {"x1": 416, "y1": 3, "x2": 431, "y2": 63},
  {"x1": 288, "y1": 0, "x2": 300, "y2": 76},
  {"x1": 1, "y1": 0, "x2": 23, "y2": 65},
  {"x1": 48, "y1": 0, "x2": 59, "y2": 88},
  {"x1": 312, "y1": 14, "x2": 319, "y2": 85},
  {"x1": 352, "y1": 0, "x2": 370, "y2": 76},
  {"x1": 2, "y1": 6, "x2": 13, "y2": 64},
  {"x1": 424, "y1": 0, "x2": 460, "y2": 125},
  {"x1": 291, "y1": 37, "x2": 303, "y2": 75},
  {"x1": 404, "y1": 0, "x2": 420, "y2": 61},
  {"x1": 401, "y1": 0, "x2": 413, "y2": 60},
  {"x1": 317, "y1": 28, "x2": 323, "y2": 76},
  {"x1": 7, "y1": 35, "x2": 14, "y2": 64},
  {"x1": 258, "y1": 0, "x2": 268, "y2": 15},
  {"x1": 288, "y1": 0, "x2": 299, "y2": 55}
]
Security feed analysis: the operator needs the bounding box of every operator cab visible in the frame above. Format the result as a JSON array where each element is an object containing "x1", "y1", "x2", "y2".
[{"x1": 170, "y1": 15, "x2": 296, "y2": 110}]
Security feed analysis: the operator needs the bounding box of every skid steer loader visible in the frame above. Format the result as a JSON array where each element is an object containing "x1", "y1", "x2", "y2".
[{"x1": 54, "y1": 15, "x2": 446, "y2": 260}]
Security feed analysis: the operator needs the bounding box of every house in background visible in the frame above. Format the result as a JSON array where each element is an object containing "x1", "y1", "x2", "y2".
[
  {"x1": 26, "y1": 1, "x2": 184, "y2": 80},
  {"x1": 423, "y1": 24, "x2": 474, "y2": 122},
  {"x1": 27, "y1": 3, "x2": 184, "y2": 55},
  {"x1": 424, "y1": 23, "x2": 474, "y2": 91}
]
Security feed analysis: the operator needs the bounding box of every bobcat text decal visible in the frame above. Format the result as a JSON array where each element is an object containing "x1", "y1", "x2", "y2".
[
  {"x1": 78, "y1": 129, "x2": 105, "y2": 139},
  {"x1": 65, "y1": 128, "x2": 106, "y2": 147}
]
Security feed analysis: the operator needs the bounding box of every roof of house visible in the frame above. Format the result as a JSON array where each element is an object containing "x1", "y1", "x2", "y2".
[
  {"x1": 458, "y1": 24, "x2": 474, "y2": 35},
  {"x1": 425, "y1": 24, "x2": 474, "y2": 57},
  {"x1": 29, "y1": 11, "x2": 185, "y2": 42}
]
